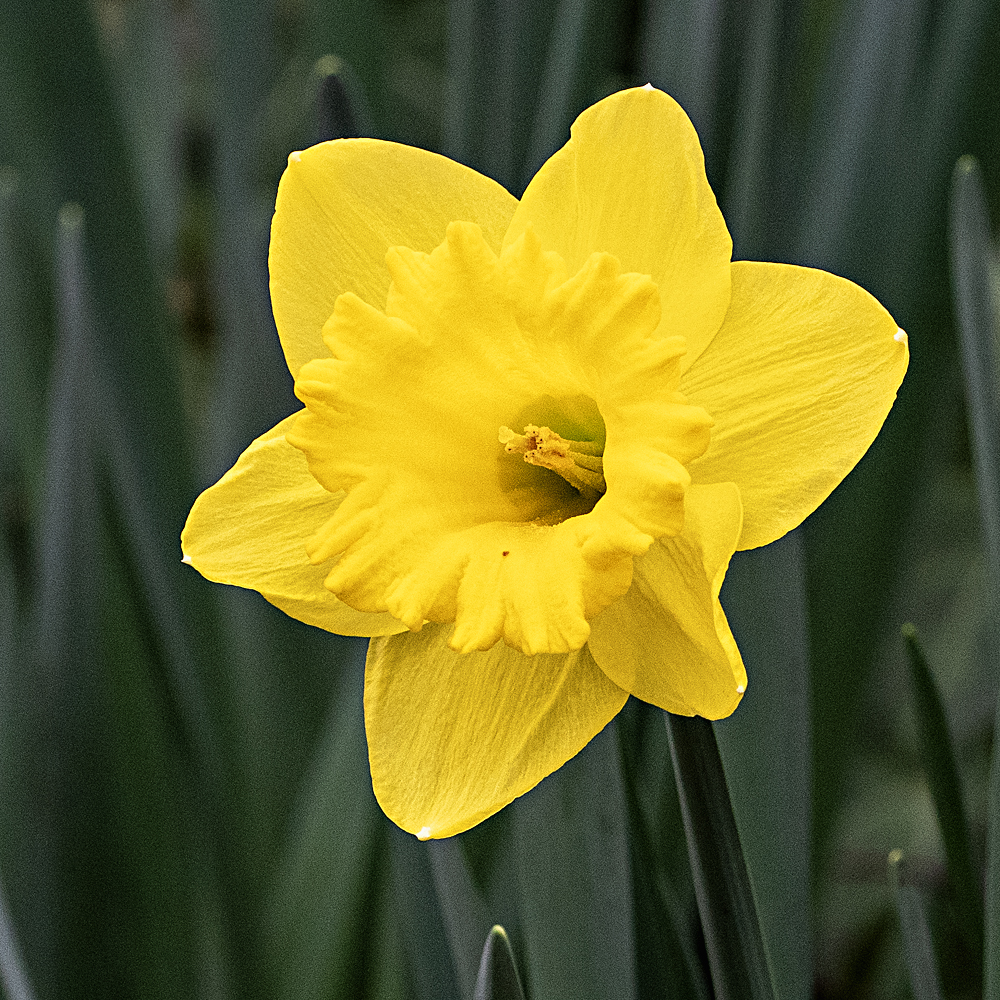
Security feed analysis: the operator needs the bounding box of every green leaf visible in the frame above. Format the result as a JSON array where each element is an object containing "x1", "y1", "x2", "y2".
[
  {"x1": 390, "y1": 826, "x2": 463, "y2": 1000},
  {"x1": 444, "y1": 0, "x2": 560, "y2": 193},
  {"x1": 314, "y1": 54, "x2": 370, "y2": 140},
  {"x1": 200, "y1": 0, "x2": 295, "y2": 476},
  {"x1": 795, "y1": 0, "x2": 993, "y2": 862},
  {"x1": 513, "y1": 721, "x2": 637, "y2": 1000},
  {"x1": 426, "y1": 839, "x2": 492, "y2": 998},
  {"x1": 99, "y1": 0, "x2": 184, "y2": 260},
  {"x1": 617, "y1": 702, "x2": 711, "y2": 1000},
  {"x1": 639, "y1": 0, "x2": 723, "y2": 141},
  {"x1": 474, "y1": 927, "x2": 525, "y2": 1000},
  {"x1": 0, "y1": 171, "x2": 52, "y2": 513},
  {"x1": 523, "y1": 0, "x2": 612, "y2": 184},
  {"x1": 951, "y1": 154, "x2": 1000, "y2": 1000},
  {"x1": 949, "y1": 155, "x2": 1000, "y2": 610},
  {"x1": 721, "y1": 0, "x2": 782, "y2": 257},
  {"x1": 305, "y1": 0, "x2": 389, "y2": 133},
  {"x1": 264, "y1": 642, "x2": 385, "y2": 1000},
  {"x1": 0, "y1": 878, "x2": 35, "y2": 1000},
  {"x1": 714, "y1": 532, "x2": 812, "y2": 1000},
  {"x1": 665, "y1": 712, "x2": 776, "y2": 1000},
  {"x1": 901, "y1": 624, "x2": 983, "y2": 963},
  {"x1": 888, "y1": 850, "x2": 945, "y2": 1000},
  {"x1": 35, "y1": 204, "x2": 105, "y2": 997},
  {"x1": 42, "y1": 204, "x2": 208, "y2": 1000}
]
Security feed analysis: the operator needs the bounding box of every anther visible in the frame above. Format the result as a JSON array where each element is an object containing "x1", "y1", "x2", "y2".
[{"x1": 499, "y1": 424, "x2": 606, "y2": 499}]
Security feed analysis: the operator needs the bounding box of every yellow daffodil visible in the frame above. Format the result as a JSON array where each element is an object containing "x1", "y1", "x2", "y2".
[{"x1": 181, "y1": 86, "x2": 907, "y2": 839}]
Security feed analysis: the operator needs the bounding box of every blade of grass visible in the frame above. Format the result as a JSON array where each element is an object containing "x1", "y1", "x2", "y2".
[
  {"x1": 0, "y1": 879, "x2": 35, "y2": 1000},
  {"x1": 722, "y1": 0, "x2": 781, "y2": 257},
  {"x1": 901, "y1": 625, "x2": 983, "y2": 962},
  {"x1": 44, "y1": 204, "x2": 209, "y2": 1000},
  {"x1": 714, "y1": 532, "x2": 812, "y2": 1000},
  {"x1": 638, "y1": 0, "x2": 723, "y2": 143},
  {"x1": 474, "y1": 927, "x2": 526, "y2": 1000},
  {"x1": 305, "y1": 0, "x2": 389, "y2": 133},
  {"x1": 950, "y1": 156, "x2": 1000, "y2": 607},
  {"x1": 362, "y1": 857, "x2": 409, "y2": 1000},
  {"x1": 37, "y1": 204, "x2": 103, "y2": 997},
  {"x1": 513, "y1": 721, "x2": 637, "y2": 1000},
  {"x1": 949, "y1": 153, "x2": 1000, "y2": 1000},
  {"x1": 794, "y1": 0, "x2": 993, "y2": 862},
  {"x1": 99, "y1": 0, "x2": 183, "y2": 261},
  {"x1": 427, "y1": 839, "x2": 492, "y2": 1000},
  {"x1": 11, "y1": 0, "x2": 196, "y2": 500},
  {"x1": 0, "y1": 171, "x2": 51, "y2": 513},
  {"x1": 443, "y1": 0, "x2": 559, "y2": 193},
  {"x1": 4, "y1": 25, "x2": 241, "y2": 983},
  {"x1": 442, "y1": 0, "x2": 484, "y2": 167},
  {"x1": 666, "y1": 712, "x2": 777, "y2": 1000},
  {"x1": 888, "y1": 851, "x2": 945, "y2": 1000},
  {"x1": 390, "y1": 826, "x2": 463, "y2": 1000},
  {"x1": 265, "y1": 640, "x2": 385, "y2": 1000},
  {"x1": 315, "y1": 55, "x2": 364, "y2": 140},
  {"x1": 200, "y1": 0, "x2": 293, "y2": 477},
  {"x1": 617, "y1": 703, "x2": 712, "y2": 1000},
  {"x1": 522, "y1": 0, "x2": 624, "y2": 186}
]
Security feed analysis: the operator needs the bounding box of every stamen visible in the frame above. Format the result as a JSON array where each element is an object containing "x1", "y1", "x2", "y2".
[{"x1": 499, "y1": 424, "x2": 606, "y2": 500}]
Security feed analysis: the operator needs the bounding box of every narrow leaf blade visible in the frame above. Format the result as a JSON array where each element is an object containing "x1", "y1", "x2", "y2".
[
  {"x1": 901, "y1": 624, "x2": 983, "y2": 960},
  {"x1": 948, "y1": 153, "x2": 1000, "y2": 1000},
  {"x1": 715, "y1": 532, "x2": 812, "y2": 1000},
  {"x1": 665, "y1": 713, "x2": 776, "y2": 1000},
  {"x1": 950, "y1": 154, "x2": 1000, "y2": 604},
  {"x1": 889, "y1": 851, "x2": 945, "y2": 1000},
  {"x1": 513, "y1": 721, "x2": 637, "y2": 1000},
  {"x1": 473, "y1": 926, "x2": 526, "y2": 1000}
]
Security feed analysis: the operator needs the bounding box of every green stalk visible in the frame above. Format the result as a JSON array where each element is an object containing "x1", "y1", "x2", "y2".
[{"x1": 665, "y1": 713, "x2": 777, "y2": 1000}]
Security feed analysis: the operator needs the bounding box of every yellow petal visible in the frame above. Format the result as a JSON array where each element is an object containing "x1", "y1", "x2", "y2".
[
  {"x1": 181, "y1": 413, "x2": 406, "y2": 637},
  {"x1": 682, "y1": 261, "x2": 909, "y2": 550},
  {"x1": 587, "y1": 482, "x2": 746, "y2": 719},
  {"x1": 504, "y1": 86, "x2": 732, "y2": 373},
  {"x1": 269, "y1": 139, "x2": 518, "y2": 378},
  {"x1": 365, "y1": 624, "x2": 628, "y2": 838}
]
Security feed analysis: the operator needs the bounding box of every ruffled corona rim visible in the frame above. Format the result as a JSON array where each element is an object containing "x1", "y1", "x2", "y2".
[{"x1": 181, "y1": 85, "x2": 908, "y2": 838}]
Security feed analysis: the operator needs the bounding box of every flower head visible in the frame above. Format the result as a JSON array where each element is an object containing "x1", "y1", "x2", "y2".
[{"x1": 182, "y1": 87, "x2": 907, "y2": 838}]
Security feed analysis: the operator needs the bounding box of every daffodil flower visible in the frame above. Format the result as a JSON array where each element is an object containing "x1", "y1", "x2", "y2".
[{"x1": 182, "y1": 86, "x2": 908, "y2": 839}]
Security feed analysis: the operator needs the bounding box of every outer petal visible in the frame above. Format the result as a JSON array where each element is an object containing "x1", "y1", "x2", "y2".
[
  {"x1": 682, "y1": 261, "x2": 909, "y2": 550},
  {"x1": 365, "y1": 624, "x2": 628, "y2": 838},
  {"x1": 503, "y1": 86, "x2": 732, "y2": 373},
  {"x1": 270, "y1": 139, "x2": 519, "y2": 378},
  {"x1": 181, "y1": 413, "x2": 406, "y2": 637},
  {"x1": 587, "y1": 483, "x2": 746, "y2": 719}
]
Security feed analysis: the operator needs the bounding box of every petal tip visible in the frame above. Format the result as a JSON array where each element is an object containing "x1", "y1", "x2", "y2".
[
  {"x1": 416, "y1": 825, "x2": 433, "y2": 841},
  {"x1": 894, "y1": 328, "x2": 908, "y2": 345},
  {"x1": 181, "y1": 553, "x2": 192, "y2": 566}
]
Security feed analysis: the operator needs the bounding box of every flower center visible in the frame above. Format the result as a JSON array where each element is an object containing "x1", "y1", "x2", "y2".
[
  {"x1": 287, "y1": 220, "x2": 713, "y2": 655},
  {"x1": 499, "y1": 424, "x2": 606, "y2": 502}
]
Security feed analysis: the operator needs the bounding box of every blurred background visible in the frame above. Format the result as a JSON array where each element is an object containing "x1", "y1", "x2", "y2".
[{"x1": 1, "y1": 1, "x2": 999, "y2": 998}]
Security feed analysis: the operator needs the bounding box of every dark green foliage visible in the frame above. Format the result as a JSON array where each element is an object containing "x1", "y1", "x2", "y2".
[
  {"x1": 666, "y1": 714, "x2": 776, "y2": 1000},
  {"x1": 474, "y1": 926, "x2": 526, "y2": 1000}
]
